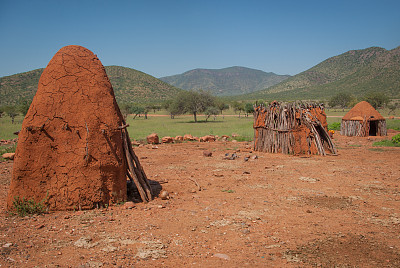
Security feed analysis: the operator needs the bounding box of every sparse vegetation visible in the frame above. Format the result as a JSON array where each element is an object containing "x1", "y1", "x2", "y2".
[
  {"x1": 12, "y1": 195, "x2": 47, "y2": 216},
  {"x1": 328, "y1": 122, "x2": 341, "y2": 131}
]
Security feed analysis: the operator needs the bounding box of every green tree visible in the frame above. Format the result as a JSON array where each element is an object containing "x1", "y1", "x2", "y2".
[
  {"x1": 204, "y1": 106, "x2": 219, "y2": 121},
  {"x1": 329, "y1": 93, "x2": 353, "y2": 111},
  {"x1": 171, "y1": 90, "x2": 215, "y2": 122},
  {"x1": 215, "y1": 99, "x2": 230, "y2": 115},
  {"x1": 0, "y1": 106, "x2": 5, "y2": 118},
  {"x1": 17, "y1": 100, "x2": 31, "y2": 116},
  {"x1": 388, "y1": 103, "x2": 398, "y2": 115},
  {"x1": 364, "y1": 92, "x2": 389, "y2": 109},
  {"x1": 4, "y1": 105, "x2": 18, "y2": 124},
  {"x1": 244, "y1": 103, "x2": 254, "y2": 117},
  {"x1": 232, "y1": 101, "x2": 245, "y2": 117}
]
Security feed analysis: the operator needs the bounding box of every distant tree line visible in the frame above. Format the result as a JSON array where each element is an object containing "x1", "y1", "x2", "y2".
[
  {"x1": 328, "y1": 92, "x2": 395, "y2": 112},
  {"x1": 0, "y1": 100, "x2": 31, "y2": 124}
]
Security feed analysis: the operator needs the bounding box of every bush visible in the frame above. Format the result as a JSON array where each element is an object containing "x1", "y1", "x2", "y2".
[
  {"x1": 12, "y1": 195, "x2": 47, "y2": 216},
  {"x1": 392, "y1": 134, "x2": 400, "y2": 144},
  {"x1": 328, "y1": 122, "x2": 341, "y2": 131}
]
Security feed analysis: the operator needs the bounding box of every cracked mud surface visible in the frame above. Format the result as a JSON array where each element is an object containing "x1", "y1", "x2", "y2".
[
  {"x1": 1, "y1": 132, "x2": 399, "y2": 267},
  {"x1": 7, "y1": 45, "x2": 127, "y2": 210}
]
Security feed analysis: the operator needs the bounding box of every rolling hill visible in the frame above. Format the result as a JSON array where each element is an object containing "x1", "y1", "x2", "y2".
[
  {"x1": 0, "y1": 66, "x2": 182, "y2": 106},
  {"x1": 159, "y1": 66, "x2": 291, "y2": 96},
  {"x1": 243, "y1": 46, "x2": 400, "y2": 101}
]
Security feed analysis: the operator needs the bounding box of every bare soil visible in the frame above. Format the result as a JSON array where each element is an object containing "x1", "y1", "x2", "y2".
[{"x1": 1, "y1": 132, "x2": 400, "y2": 267}]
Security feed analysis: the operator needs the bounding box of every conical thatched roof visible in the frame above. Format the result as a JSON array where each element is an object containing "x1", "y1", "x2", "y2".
[{"x1": 342, "y1": 101, "x2": 385, "y2": 121}]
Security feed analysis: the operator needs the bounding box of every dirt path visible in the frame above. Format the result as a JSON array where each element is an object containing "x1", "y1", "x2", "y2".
[{"x1": 1, "y1": 132, "x2": 400, "y2": 267}]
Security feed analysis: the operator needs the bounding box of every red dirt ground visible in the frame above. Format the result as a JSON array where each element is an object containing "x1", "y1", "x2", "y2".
[{"x1": 1, "y1": 132, "x2": 399, "y2": 267}]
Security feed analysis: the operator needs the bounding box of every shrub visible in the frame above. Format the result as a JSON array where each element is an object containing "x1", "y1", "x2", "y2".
[
  {"x1": 328, "y1": 122, "x2": 341, "y2": 131},
  {"x1": 12, "y1": 195, "x2": 47, "y2": 216},
  {"x1": 392, "y1": 134, "x2": 400, "y2": 144}
]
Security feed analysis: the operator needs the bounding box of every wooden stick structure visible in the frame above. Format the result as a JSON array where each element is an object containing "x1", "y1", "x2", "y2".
[
  {"x1": 254, "y1": 101, "x2": 337, "y2": 156},
  {"x1": 120, "y1": 122, "x2": 153, "y2": 202}
]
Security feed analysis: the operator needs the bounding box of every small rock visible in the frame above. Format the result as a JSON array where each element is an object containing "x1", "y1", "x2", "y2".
[
  {"x1": 2, "y1": 153, "x2": 15, "y2": 160},
  {"x1": 174, "y1": 135, "x2": 184, "y2": 141},
  {"x1": 243, "y1": 171, "x2": 250, "y2": 174},
  {"x1": 3, "y1": 243, "x2": 13, "y2": 248},
  {"x1": 214, "y1": 253, "x2": 230, "y2": 260},
  {"x1": 200, "y1": 135, "x2": 216, "y2": 142},
  {"x1": 123, "y1": 201, "x2": 135, "y2": 209},
  {"x1": 244, "y1": 157, "x2": 249, "y2": 161},
  {"x1": 159, "y1": 190, "x2": 169, "y2": 200},
  {"x1": 203, "y1": 151, "x2": 212, "y2": 157},
  {"x1": 250, "y1": 155, "x2": 258, "y2": 160},
  {"x1": 161, "y1": 136, "x2": 174, "y2": 143},
  {"x1": 146, "y1": 133, "x2": 159, "y2": 144}
]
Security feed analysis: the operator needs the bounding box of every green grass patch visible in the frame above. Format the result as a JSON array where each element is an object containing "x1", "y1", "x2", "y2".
[
  {"x1": 328, "y1": 122, "x2": 341, "y2": 131},
  {"x1": 386, "y1": 119, "x2": 400, "y2": 131},
  {"x1": 0, "y1": 115, "x2": 24, "y2": 140},
  {"x1": 373, "y1": 134, "x2": 400, "y2": 147},
  {"x1": 126, "y1": 114, "x2": 254, "y2": 141}
]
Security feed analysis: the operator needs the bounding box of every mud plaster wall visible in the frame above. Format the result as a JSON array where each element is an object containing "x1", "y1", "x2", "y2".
[{"x1": 7, "y1": 45, "x2": 127, "y2": 210}]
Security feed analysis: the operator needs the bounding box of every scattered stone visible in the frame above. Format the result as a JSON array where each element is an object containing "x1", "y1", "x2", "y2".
[
  {"x1": 123, "y1": 201, "x2": 135, "y2": 209},
  {"x1": 3, "y1": 243, "x2": 13, "y2": 248},
  {"x1": 299, "y1": 177, "x2": 320, "y2": 183},
  {"x1": 200, "y1": 135, "x2": 216, "y2": 142},
  {"x1": 135, "y1": 240, "x2": 167, "y2": 259},
  {"x1": 203, "y1": 151, "x2": 212, "y2": 157},
  {"x1": 160, "y1": 190, "x2": 169, "y2": 200},
  {"x1": 74, "y1": 236, "x2": 99, "y2": 249},
  {"x1": 243, "y1": 171, "x2": 251, "y2": 174},
  {"x1": 174, "y1": 136, "x2": 183, "y2": 142},
  {"x1": 2, "y1": 153, "x2": 15, "y2": 160},
  {"x1": 214, "y1": 253, "x2": 230, "y2": 260},
  {"x1": 102, "y1": 245, "x2": 118, "y2": 252},
  {"x1": 250, "y1": 155, "x2": 258, "y2": 160},
  {"x1": 152, "y1": 145, "x2": 159, "y2": 149},
  {"x1": 147, "y1": 133, "x2": 159, "y2": 144},
  {"x1": 183, "y1": 134, "x2": 195, "y2": 141},
  {"x1": 244, "y1": 157, "x2": 249, "y2": 161},
  {"x1": 131, "y1": 140, "x2": 141, "y2": 146},
  {"x1": 161, "y1": 136, "x2": 174, "y2": 143}
]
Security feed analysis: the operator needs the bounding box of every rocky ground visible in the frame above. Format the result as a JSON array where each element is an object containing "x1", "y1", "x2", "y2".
[{"x1": 1, "y1": 132, "x2": 399, "y2": 267}]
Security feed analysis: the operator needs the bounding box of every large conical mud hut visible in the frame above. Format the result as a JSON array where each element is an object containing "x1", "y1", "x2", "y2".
[
  {"x1": 253, "y1": 101, "x2": 336, "y2": 156},
  {"x1": 7, "y1": 45, "x2": 152, "y2": 211},
  {"x1": 340, "y1": 101, "x2": 387, "y2": 137}
]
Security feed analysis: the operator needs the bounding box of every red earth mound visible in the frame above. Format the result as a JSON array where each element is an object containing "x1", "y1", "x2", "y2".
[{"x1": 7, "y1": 45, "x2": 127, "y2": 211}]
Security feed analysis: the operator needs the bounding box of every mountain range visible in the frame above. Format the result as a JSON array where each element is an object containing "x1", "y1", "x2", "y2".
[
  {"x1": 244, "y1": 46, "x2": 400, "y2": 100},
  {"x1": 159, "y1": 66, "x2": 290, "y2": 96},
  {"x1": 1, "y1": 45, "x2": 399, "y2": 106},
  {"x1": 0, "y1": 66, "x2": 182, "y2": 106}
]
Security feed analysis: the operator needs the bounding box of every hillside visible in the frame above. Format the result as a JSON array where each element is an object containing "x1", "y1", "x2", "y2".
[
  {"x1": 244, "y1": 46, "x2": 400, "y2": 101},
  {"x1": 159, "y1": 66, "x2": 290, "y2": 96},
  {"x1": 0, "y1": 66, "x2": 182, "y2": 106}
]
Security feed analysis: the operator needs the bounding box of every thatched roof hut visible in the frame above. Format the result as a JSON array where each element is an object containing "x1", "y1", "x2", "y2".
[
  {"x1": 253, "y1": 101, "x2": 336, "y2": 156},
  {"x1": 340, "y1": 101, "x2": 387, "y2": 137}
]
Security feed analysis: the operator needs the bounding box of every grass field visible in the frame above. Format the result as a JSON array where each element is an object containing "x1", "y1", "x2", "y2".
[{"x1": 1, "y1": 109, "x2": 399, "y2": 141}]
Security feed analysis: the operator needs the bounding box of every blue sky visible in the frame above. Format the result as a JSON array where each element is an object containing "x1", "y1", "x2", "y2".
[{"x1": 0, "y1": 0, "x2": 399, "y2": 78}]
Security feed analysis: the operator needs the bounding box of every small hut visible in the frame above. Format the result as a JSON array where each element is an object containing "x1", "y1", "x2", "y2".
[
  {"x1": 341, "y1": 101, "x2": 387, "y2": 137},
  {"x1": 253, "y1": 101, "x2": 336, "y2": 156}
]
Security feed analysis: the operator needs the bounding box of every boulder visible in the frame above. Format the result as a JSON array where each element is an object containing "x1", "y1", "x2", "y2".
[
  {"x1": 161, "y1": 136, "x2": 174, "y2": 143},
  {"x1": 147, "y1": 133, "x2": 159, "y2": 144},
  {"x1": 200, "y1": 135, "x2": 216, "y2": 142},
  {"x1": 7, "y1": 45, "x2": 128, "y2": 211},
  {"x1": 183, "y1": 134, "x2": 195, "y2": 141},
  {"x1": 2, "y1": 153, "x2": 15, "y2": 160},
  {"x1": 174, "y1": 136, "x2": 183, "y2": 142}
]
